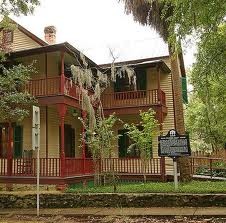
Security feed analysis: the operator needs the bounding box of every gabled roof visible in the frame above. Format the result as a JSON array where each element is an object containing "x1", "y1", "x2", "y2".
[
  {"x1": 4, "y1": 17, "x2": 48, "y2": 47},
  {"x1": 8, "y1": 41, "x2": 99, "y2": 68}
]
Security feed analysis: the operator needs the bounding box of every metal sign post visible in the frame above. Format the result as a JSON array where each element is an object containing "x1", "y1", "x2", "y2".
[
  {"x1": 158, "y1": 129, "x2": 191, "y2": 191},
  {"x1": 32, "y1": 106, "x2": 40, "y2": 217},
  {"x1": 173, "y1": 157, "x2": 178, "y2": 190}
]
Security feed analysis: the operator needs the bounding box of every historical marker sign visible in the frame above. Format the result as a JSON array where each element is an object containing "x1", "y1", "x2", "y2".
[{"x1": 158, "y1": 129, "x2": 191, "y2": 157}]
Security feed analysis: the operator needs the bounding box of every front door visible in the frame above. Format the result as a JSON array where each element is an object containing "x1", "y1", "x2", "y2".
[{"x1": 59, "y1": 124, "x2": 75, "y2": 157}]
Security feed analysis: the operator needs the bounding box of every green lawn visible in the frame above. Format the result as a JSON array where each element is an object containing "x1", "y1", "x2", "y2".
[{"x1": 67, "y1": 181, "x2": 226, "y2": 194}]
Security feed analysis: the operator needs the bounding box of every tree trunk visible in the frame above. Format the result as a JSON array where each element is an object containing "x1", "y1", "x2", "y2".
[{"x1": 169, "y1": 46, "x2": 192, "y2": 182}]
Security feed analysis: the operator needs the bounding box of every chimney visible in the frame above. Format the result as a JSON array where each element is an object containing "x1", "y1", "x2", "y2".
[{"x1": 44, "y1": 26, "x2": 56, "y2": 44}]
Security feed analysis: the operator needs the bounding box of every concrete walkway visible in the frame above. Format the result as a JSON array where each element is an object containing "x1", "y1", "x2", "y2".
[{"x1": 1, "y1": 207, "x2": 226, "y2": 217}]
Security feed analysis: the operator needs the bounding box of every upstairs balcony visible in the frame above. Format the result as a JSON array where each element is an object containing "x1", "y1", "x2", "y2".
[
  {"x1": 24, "y1": 77, "x2": 167, "y2": 115},
  {"x1": 25, "y1": 76, "x2": 79, "y2": 98},
  {"x1": 25, "y1": 76, "x2": 82, "y2": 107},
  {"x1": 102, "y1": 89, "x2": 167, "y2": 115}
]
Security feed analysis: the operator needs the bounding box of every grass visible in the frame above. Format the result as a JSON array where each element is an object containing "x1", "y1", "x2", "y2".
[{"x1": 67, "y1": 180, "x2": 226, "y2": 194}]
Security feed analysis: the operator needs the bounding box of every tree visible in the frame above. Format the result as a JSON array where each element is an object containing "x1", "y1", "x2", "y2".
[
  {"x1": 119, "y1": 0, "x2": 190, "y2": 181},
  {"x1": 71, "y1": 51, "x2": 136, "y2": 186},
  {"x1": 0, "y1": 0, "x2": 40, "y2": 16},
  {"x1": 0, "y1": 63, "x2": 36, "y2": 122},
  {"x1": 80, "y1": 114, "x2": 118, "y2": 187},
  {"x1": 124, "y1": 108, "x2": 159, "y2": 183},
  {"x1": 0, "y1": 1, "x2": 39, "y2": 188},
  {"x1": 119, "y1": 0, "x2": 226, "y2": 181},
  {"x1": 186, "y1": 24, "x2": 226, "y2": 151}
]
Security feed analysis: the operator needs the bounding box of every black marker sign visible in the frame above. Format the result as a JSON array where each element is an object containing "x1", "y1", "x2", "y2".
[{"x1": 158, "y1": 129, "x2": 191, "y2": 157}]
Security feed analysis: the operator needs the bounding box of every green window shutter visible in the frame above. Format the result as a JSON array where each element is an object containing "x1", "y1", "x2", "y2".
[
  {"x1": 118, "y1": 129, "x2": 127, "y2": 158},
  {"x1": 14, "y1": 126, "x2": 23, "y2": 158},
  {"x1": 181, "y1": 77, "x2": 188, "y2": 104},
  {"x1": 71, "y1": 128, "x2": 75, "y2": 157}
]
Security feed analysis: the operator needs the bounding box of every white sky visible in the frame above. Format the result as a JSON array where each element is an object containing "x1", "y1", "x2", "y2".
[{"x1": 12, "y1": 0, "x2": 195, "y2": 67}]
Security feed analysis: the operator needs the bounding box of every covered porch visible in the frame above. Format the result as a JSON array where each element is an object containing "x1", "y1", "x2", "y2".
[{"x1": 0, "y1": 157, "x2": 166, "y2": 184}]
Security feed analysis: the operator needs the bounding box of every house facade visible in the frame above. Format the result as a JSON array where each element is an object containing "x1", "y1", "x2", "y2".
[{"x1": 0, "y1": 20, "x2": 187, "y2": 186}]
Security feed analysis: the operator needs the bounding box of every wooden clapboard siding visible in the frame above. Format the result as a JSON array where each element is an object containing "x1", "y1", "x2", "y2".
[
  {"x1": 47, "y1": 107, "x2": 60, "y2": 158},
  {"x1": 40, "y1": 107, "x2": 47, "y2": 158},
  {"x1": 146, "y1": 67, "x2": 158, "y2": 90},
  {"x1": 16, "y1": 52, "x2": 60, "y2": 78},
  {"x1": 0, "y1": 28, "x2": 42, "y2": 51},
  {"x1": 161, "y1": 58, "x2": 176, "y2": 174},
  {"x1": 16, "y1": 54, "x2": 46, "y2": 79},
  {"x1": 46, "y1": 52, "x2": 60, "y2": 76},
  {"x1": 21, "y1": 113, "x2": 32, "y2": 152},
  {"x1": 20, "y1": 106, "x2": 46, "y2": 157},
  {"x1": 47, "y1": 106, "x2": 82, "y2": 158}
]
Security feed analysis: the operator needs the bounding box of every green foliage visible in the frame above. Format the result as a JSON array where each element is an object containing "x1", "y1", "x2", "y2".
[
  {"x1": 68, "y1": 181, "x2": 226, "y2": 194},
  {"x1": 166, "y1": 0, "x2": 226, "y2": 48},
  {"x1": 80, "y1": 114, "x2": 118, "y2": 160},
  {"x1": 0, "y1": 0, "x2": 40, "y2": 16},
  {"x1": 185, "y1": 25, "x2": 226, "y2": 151},
  {"x1": 0, "y1": 63, "x2": 37, "y2": 122},
  {"x1": 124, "y1": 108, "x2": 159, "y2": 161}
]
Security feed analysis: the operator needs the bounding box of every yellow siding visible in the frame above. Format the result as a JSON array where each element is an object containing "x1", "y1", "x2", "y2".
[
  {"x1": 47, "y1": 106, "x2": 82, "y2": 158},
  {"x1": 108, "y1": 65, "x2": 175, "y2": 173},
  {"x1": 146, "y1": 67, "x2": 158, "y2": 90},
  {"x1": 16, "y1": 106, "x2": 82, "y2": 159},
  {"x1": 0, "y1": 27, "x2": 42, "y2": 52}
]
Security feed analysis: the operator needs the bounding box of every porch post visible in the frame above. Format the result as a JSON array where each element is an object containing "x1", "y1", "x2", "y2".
[
  {"x1": 57, "y1": 104, "x2": 67, "y2": 178},
  {"x1": 60, "y1": 51, "x2": 65, "y2": 94},
  {"x1": 82, "y1": 110, "x2": 87, "y2": 174},
  {"x1": 7, "y1": 122, "x2": 13, "y2": 177}
]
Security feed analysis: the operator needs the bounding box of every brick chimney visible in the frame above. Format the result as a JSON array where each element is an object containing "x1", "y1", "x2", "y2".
[{"x1": 44, "y1": 26, "x2": 56, "y2": 44}]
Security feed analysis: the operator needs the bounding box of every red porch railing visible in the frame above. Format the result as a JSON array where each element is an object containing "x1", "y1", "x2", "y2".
[
  {"x1": 25, "y1": 77, "x2": 61, "y2": 96},
  {"x1": 101, "y1": 89, "x2": 166, "y2": 109},
  {"x1": 25, "y1": 76, "x2": 81, "y2": 99},
  {"x1": 11, "y1": 158, "x2": 61, "y2": 177},
  {"x1": 65, "y1": 158, "x2": 94, "y2": 176},
  {"x1": 101, "y1": 158, "x2": 162, "y2": 175},
  {"x1": 0, "y1": 157, "x2": 163, "y2": 177}
]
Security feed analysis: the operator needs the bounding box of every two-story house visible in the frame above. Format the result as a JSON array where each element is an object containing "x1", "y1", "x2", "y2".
[{"x1": 0, "y1": 19, "x2": 187, "y2": 187}]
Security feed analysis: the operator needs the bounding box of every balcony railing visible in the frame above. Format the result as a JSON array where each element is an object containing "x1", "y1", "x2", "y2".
[
  {"x1": 25, "y1": 76, "x2": 80, "y2": 100},
  {"x1": 24, "y1": 78, "x2": 166, "y2": 110},
  {"x1": 102, "y1": 89, "x2": 166, "y2": 109}
]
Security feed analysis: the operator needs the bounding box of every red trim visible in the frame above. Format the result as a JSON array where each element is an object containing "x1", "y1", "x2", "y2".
[
  {"x1": 60, "y1": 51, "x2": 65, "y2": 94},
  {"x1": 57, "y1": 104, "x2": 67, "y2": 177},
  {"x1": 45, "y1": 106, "x2": 48, "y2": 158},
  {"x1": 7, "y1": 122, "x2": 13, "y2": 176}
]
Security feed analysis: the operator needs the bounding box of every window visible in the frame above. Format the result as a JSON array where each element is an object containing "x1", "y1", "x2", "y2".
[
  {"x1": 181, "y1": 77, "x2": 188, "y2": 104},
  {"x1": 118, "y1": 129, "x2": 140, "y2": 158},
  {"x1": 114, "y1": 68, "x2": 147, "y2": 92},
  {"x1": 14, "y1": 126, "x2": 23, "y2": 158},
  {"x1": 2, "y1": 30, "x2": 13, "y2": 44},
  {"x1": 0, "y1": 124, "x2": 23, "y2": 158}
]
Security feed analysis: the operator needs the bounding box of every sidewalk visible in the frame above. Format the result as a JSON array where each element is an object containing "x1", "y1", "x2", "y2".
[{"x1": 1, "y1": 207, "x2": 226, "y2": 217}]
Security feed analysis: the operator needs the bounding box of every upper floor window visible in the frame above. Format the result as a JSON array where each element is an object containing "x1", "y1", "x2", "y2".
[
  {"x1": 2, "y1": 30, "x2": 14, "y2": 44},
  {"x1": 114, "y1": 67, "x2": 147, "y2": 92}
]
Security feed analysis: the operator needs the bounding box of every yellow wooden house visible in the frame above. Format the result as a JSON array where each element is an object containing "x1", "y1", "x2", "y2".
[{"x1": 0, "y1": 19, "x2": 187, "y2": 185}]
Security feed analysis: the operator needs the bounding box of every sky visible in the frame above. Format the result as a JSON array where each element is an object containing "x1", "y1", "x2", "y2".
[{"x1": 12, "y1": 0, "x2": 195, "y2": 67}]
